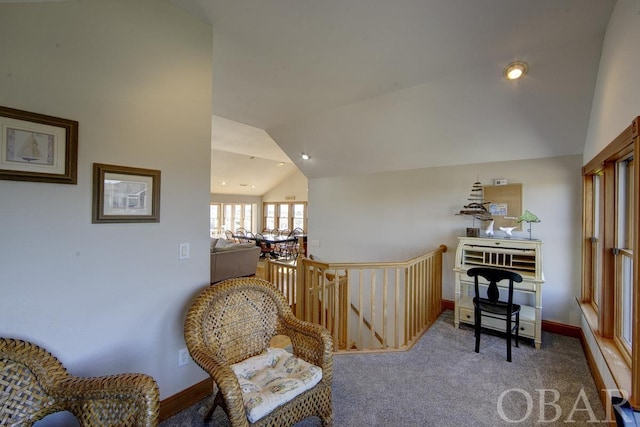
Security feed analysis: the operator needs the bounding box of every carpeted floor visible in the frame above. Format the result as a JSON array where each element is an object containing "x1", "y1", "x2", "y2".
[{"x1": 161, "y1": 310, "x2": 605, "y2": 426}]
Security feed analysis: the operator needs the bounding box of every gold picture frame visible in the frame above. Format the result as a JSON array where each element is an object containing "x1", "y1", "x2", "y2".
[
  {"x1": 92, "y1": 163, "x2": 161, "y2": 223},
  {"x1": 0, "y1": 106, "x2": 78, "y2": 184}
]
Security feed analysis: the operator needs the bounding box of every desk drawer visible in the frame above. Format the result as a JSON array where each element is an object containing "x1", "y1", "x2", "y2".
[{"x1": 458, "y1": 307, "x2": 534, "y2": 339}]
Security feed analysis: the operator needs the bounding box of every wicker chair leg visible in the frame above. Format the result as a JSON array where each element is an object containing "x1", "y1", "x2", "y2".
[
  {"x1": 320, "y1": 414, "x2": 334, "y2": 426},
  {"x1": 205, "y1": 389, "x2": 225, "y2": 422}
]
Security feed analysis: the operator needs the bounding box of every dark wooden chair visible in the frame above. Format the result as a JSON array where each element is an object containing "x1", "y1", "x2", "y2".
[{"x1": 467, "y1": 267, "x2": 523, "y2": 362}]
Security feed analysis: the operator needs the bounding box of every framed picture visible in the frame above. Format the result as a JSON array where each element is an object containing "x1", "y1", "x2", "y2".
[
  {"x1": 0, "y1": 106, "x2": 78, "y2": 184},
  {"x1": 92, "y1": 163, "x2": 161, "y2": 223}
]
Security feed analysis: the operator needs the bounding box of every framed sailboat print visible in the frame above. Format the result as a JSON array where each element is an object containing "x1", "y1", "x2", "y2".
[{"x1": 0, "y1": 106, "x2": 78, "y2": 184}]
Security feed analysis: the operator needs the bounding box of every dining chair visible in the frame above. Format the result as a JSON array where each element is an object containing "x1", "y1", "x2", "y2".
[
  {"x1": 254, "y1": 232, "x2": 273, "y2": 258},
  {"x1": 285, "y1": 230, "x2": 300, "y2": 259},
  {"x1": 235, "y1": 229, "x2": 248, "y2": 243},
  {"x1": 272, "y1": 230, "x2": 290, "y2": 258},
  {"x1": 467, "y1": 267, "x2": 523, "y2": 362}
]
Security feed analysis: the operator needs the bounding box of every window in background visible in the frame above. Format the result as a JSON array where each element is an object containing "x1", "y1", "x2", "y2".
[
  {"x1": 264, "y1": 204, "x2": 276, "y2": 231},
  {"x1": 212, "y1": 203, "x2": 254, "y2": 235},
  {"x1": 278, "y1": 204, "x2": 289, "y2": 231},
  {"x1": 263, "y1": 202, "x2": 307, "y2": 233},
  {"x1": 223, "y1": 204, "x2": 233, "y2": 233},
  {"x1": 210, "y1": 204, "x2": 221, "y2": 237},
  {"x1": 233, "y1": 205, "x2": 242, "y2": 230},
  {"x1": 243, "y1": 204, "x2": 252, "y2": 231},
  {"x1": 293, "y1": 203, "x2": 306, "y2": 230}
]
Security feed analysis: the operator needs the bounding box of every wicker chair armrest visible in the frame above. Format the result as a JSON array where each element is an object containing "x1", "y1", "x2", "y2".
[
  {"x1": 54, "y1": 373, "x2": 159, "y2": 427},
  {"x1": 188, "y1": 348, "x2": 250, "y2": 427},
  {"x1": 280, "y1": 314, "x2": 333, "y2": 381}
]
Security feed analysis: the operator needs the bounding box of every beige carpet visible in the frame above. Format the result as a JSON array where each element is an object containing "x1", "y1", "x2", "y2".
[{"x1": 161, "y1": 310, "x2": 605, "y2": 426}]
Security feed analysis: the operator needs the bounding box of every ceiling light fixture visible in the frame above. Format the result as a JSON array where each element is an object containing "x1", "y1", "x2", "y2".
[
  {"x1": 503, "y1": 61, "x2": 528, "y2": 80},
  {"x1": 301, "y1": 153, "x2": 310, "y2": 160}
]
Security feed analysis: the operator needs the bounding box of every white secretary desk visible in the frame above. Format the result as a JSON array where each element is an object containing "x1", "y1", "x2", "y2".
[{"x1": 453, "y1": 236, "x2": 545, "y2": 349}]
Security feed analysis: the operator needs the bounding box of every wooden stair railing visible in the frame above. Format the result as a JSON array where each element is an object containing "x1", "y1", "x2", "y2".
[
  {"x1": 350, "y1": 303, "x2": 384, "y2": 346},
  {"x1": 266, "y1": 244, "x2": 447, "y2": 353}
]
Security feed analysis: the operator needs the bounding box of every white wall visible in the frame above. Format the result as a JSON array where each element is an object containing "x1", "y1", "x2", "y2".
[
  {"x1": 263, "y1": 169, "x2": 308, "y2": 203},
  {"x1": 308, "y1": 155, "x2": 583, "y2": 325},
  {"x1": 584, "y1": 0, "x2": 640, "y2": 162},
  {"x1": 0, "y1": 1, "x2": 212, "y2": 420}
]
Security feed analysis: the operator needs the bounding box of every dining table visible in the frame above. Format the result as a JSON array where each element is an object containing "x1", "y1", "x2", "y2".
[
  {"x1": 233, "y1": 233, "x2": 307, "y2": 257},
  {"x1": 234, "y1": 233, "x2": 304, "y2": 244}
]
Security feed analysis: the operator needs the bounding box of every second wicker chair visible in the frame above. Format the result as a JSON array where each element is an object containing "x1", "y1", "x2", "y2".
[{"x1": 0, "y1": 338, "x2": 159, "y2": 426}]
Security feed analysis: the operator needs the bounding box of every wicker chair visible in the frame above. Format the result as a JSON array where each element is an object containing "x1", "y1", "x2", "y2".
[
  {"x1": 0, "y1": 338, "x2": 159, "y2": 426},
  {"x1": 184, "y1": 277, "x2": 333, "y2": 426}
]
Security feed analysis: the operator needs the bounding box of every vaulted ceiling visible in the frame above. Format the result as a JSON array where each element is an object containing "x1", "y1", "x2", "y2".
[{"x1": 171, "y1": 0, "x2": 616, "y2": 193}]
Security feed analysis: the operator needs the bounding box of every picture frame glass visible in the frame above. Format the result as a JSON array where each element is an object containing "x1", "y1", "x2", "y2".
[
  {"x1": 1, "y1": 122, "x2": 65, "y2": 173},
  {"x1": 102, "y1": 172, "x2": 154, "y2": 217}
]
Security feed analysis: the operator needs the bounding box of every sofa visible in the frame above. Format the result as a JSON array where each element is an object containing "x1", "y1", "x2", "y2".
[{"x1": 210, "y1": 238, "x2": 261, "y2": 283}]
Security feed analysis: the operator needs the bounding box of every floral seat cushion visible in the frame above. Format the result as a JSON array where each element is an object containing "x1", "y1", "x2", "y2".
[{"x1": 230, "y1": 347, "x2": 323, "y2": 423}]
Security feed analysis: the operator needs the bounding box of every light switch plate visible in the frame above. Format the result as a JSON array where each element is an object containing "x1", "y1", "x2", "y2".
[{"x1": 179, "y1": 243, "x2": 190, "y2": 260}]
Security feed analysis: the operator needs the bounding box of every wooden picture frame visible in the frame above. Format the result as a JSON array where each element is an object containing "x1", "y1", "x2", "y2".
[
  {"x1": 92, "y1": 163, "x2": 161, "y2": 223},
  {"x1": 0, "y1": 106, "x2": 78, "y2": 184},
  {"x1": 483, "y1": 183, "x2": 523, "y2": 230}
]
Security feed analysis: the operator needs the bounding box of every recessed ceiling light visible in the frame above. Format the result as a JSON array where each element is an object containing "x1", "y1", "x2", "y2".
[
  {"x1": 504, "y1": 61, "x2": 528, "y2": 80},
  {"x1": 301, "y1": 153, "x2": 310, "y2": 160},
  {"x1": 279, "y1": 162, "x2": 285, "y2": 166},
  {"x1": 221, "y1": 181, "x2": 227, "y2": 186}
]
